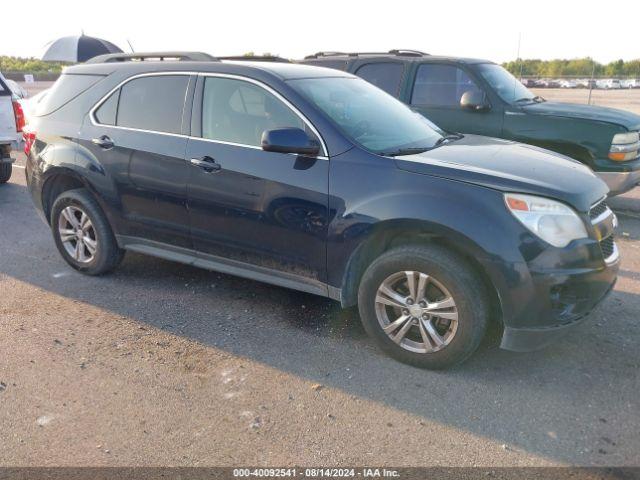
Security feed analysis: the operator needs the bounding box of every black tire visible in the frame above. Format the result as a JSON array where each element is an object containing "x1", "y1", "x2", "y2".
[
  {"x1": 0, "y1": 163, "x2": 11, "y2": 184},
  {"x1": 50, "y1": 188, "x2": 124, "y2": 275},
  {"x1": 357, "y1": 244, "x2": 489, "y2": 370}
]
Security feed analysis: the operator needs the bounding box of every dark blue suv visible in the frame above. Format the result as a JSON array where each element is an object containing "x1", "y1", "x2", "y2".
[{"x1": 25, "y1": 52, "x2": 619, "y2": 369}]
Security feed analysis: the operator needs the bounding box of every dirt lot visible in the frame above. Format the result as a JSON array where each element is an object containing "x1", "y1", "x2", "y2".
[
  {"x1": 531, "y1": 88, "x2": 640, "y2": 115},
  {"x1": 1, "y1": 85, "x2": 639, "y2": 468}
]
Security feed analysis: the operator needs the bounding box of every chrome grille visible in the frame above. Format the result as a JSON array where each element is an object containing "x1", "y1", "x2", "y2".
[
  {"x1": 599, "y1": 236, "x2": 615, "y2": 259},
  {"x1": 589, "y1": 200, "x2": 609, "y2": 221}
]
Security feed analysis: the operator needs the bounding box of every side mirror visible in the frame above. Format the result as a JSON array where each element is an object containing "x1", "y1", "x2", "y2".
[
  {"x1": 261, "y1": 128, "x2": 320, "y2": 156},
  {"x1": 460, "y1": 90, "x2": 490, "y2": 112}
]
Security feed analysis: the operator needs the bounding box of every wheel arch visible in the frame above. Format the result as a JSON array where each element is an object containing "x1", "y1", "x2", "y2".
[
  {"x1": 338, "y1": 219, "x2": 504, "y2": 327},
  {"x1": 41, "y1": 167, "x2": 110, "y2": 226}
]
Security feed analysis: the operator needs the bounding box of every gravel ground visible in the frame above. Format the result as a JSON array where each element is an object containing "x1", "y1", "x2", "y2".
[{"x1": 1, "y1": 86, "x2": 639, "y2": 467}]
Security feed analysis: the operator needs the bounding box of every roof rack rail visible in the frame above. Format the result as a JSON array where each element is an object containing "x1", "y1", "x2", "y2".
[
  {"x1": 388, "y1": 49, "x2": 429, "y2": 57},
  {"x1": 85, "y1": 51, "x2": 218, "y2": 64},
  {"x1": 304, "y1": 49, "x2": 429, "y2": 60},
  {"x1": 303, "y1": 51, "x2": 351, "y2": 59},
  {"x1": 219, "y1": 55, "x2": 291, "y2": 63}
]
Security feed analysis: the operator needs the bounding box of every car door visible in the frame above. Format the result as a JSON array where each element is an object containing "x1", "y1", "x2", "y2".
[
  {"x1": 81, "y1": 73, "x2": 194, "y2": 248},
  {"x1": 185, "y1": 74, "x2": 329, "y2": 288},
  {"x1": 407, "y1": 63, "x2": 503, "y2": 136}
]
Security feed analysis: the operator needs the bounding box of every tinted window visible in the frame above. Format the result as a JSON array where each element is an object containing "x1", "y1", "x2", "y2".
[
  {"x1": 356, "y1": 63, "x2": 404, "y2": 96},
  {"x1": 117, "y1": 75, "x2": 189, "y2": 134},
  {"x1": 202, "y1": 77, "x2": 306, "y2": 147},
  {"x1": 94, "y1": 89, "x2": 119, "y2": 125},
  {"x1": 476, "y1": 63, "x2": 535, "y2": 104},
  {"x1": 411, "y1": 64, "x2": 482, "y2": 107},
  {"x1": 35, "y1": 74, "x2": 104, "y2": 116},
  {"x1": 303, "y1": 60, "x2": 349, "y2": 70}
]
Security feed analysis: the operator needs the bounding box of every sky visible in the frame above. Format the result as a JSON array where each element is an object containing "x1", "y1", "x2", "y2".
[{"x1": 3, "y1": 0, "x2": 639, "y2": 63}]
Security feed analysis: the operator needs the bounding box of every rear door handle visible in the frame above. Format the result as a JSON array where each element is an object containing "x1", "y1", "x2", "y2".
[
  {"x1": 91, "y1": 135, "x2": 114, "y2": 149},
  {"x1": 189, "y1": 156, "x2": 221, "y2": 173}
]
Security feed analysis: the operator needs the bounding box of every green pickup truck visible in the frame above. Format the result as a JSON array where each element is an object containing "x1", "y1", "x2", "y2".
[{"x1": 301, "y1": 50, "x2": 640, "y2": 195}]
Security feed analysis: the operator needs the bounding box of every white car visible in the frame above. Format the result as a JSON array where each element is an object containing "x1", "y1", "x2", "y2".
[
  {"x1": 596, "y1": 79, "x2": 622, "y2": 89},
  {"x1": 559, "y1": 79, "x2": 577, "y2": 88},
  {"x1": 621, "y1": 79, "x2": 640, "y2": 89},
  {"x1": 0, "y1": 72, "x2": 24, "y2": 183}
]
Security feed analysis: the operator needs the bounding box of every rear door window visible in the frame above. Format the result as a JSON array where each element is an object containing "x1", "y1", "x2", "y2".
[
  {"x1": 411, "y1": 64, "x2": 482, "y2": 107},
  {"x1": 35, "y1": 74, "x2": 104, "y2": 115},
  {"x1": 116, "y1": 75, "x2": 189, "y2": 134},
  {"x1": 355, "y1": 63, "x2": 404, "y2": 96},
  {"x1": 201, "y1": 77, "x2": 309, "y2": 147}
]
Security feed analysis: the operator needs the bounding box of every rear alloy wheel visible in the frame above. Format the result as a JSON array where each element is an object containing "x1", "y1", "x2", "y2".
[
  {"x1": 51, "y1": 188, "x2": 124, "y2": 275},
  {"x1": 358, "y1": 244, "x2": 489, "y2": 369},
  {"x1": 58, "y1": 205, "x2": 98, "y2": 264}
]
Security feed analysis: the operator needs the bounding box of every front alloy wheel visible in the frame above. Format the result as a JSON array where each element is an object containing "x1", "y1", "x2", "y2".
[
  {"x1": 357, "y1": 244, "x2": 489, "y2": 369},
  {"x1": 375, "y1": 271, "x2": 458, "y2": 353}
]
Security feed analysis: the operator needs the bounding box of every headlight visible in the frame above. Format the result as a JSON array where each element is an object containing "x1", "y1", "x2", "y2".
[
  {"x1": 504, "y1": 194, "x2": 588, "y2": 247},
  {"x1": 609, "y1": 131, "x2": 639, "y2": 161}
]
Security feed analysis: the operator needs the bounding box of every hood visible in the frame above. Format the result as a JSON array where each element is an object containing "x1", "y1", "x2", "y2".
[
  {"x1": 522, "y1": 101, "x2": 640, "y2": 130},
  {"x1": 394, "y1": 135, "x2": 608, "y2": 212}
]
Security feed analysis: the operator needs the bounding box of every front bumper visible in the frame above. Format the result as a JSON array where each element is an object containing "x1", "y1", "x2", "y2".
[
  {"x1": 500, "y1": 275, "x2": 616, "y2": 352},
  {"x1": 596, "y1": 169, "x2": 640, "y2": 196}
]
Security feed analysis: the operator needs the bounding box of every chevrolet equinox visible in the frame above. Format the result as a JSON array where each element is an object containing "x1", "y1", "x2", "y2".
[{"x1": 24, "y1": 52, "x2": 619, "y2": 369}]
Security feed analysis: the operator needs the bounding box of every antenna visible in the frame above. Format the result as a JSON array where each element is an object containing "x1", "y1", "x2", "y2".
[
  {"x1": 126, "y1": 39, "x2": 135, "y2": 53},
  {"x1": 588, "y1": 59, "x2": 595, "y2": 105},
  {"x1": 513, "y1": 32, "x2": 522, "y2": 100}
]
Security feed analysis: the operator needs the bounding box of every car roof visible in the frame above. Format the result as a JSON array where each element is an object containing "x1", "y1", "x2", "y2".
[
  {"x1": 63, "y1": 59, "x2": 355, "y2": 81},
  {"x1": 303, "y1": 53, "x2": 494, "y2": 65}
]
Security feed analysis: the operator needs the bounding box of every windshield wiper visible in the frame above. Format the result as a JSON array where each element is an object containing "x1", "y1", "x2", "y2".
[
  {"x1": 515, "y1": 95, "x2": 545, "y2": 104},
  {"x1": 433, "y1": 133, "x2": 464, "y2": 147},
  {"x1": 380, "y1": 146, "x2": 432, "y2": 157},
  {"x1": 381, "y1": 134, "x2": 464, "y2": 157}
]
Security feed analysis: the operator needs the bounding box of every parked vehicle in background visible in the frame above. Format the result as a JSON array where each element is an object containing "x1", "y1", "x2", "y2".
[
  {"x1": 559, "y1": 79, "x2": 578, "y2": 89},
  {"x1": 621, "y1": 79, "x2": 640, "y2": 89},
  {"x1": 5, "y1": 79, "x2": 28, "y2": 99},
  {"x1": 21, "y1": 89, "x2": 49, "y2": 126},
  {"x1": 25, "y1": 52, "x2": 618, "y2": 369},
  {"x1": 0, "y1": 72, "x2": 24, "y2": 183},
  {"x1": 597, "y1": 79, "x2": 622, "y2": 90},
  {"x1": 301, "y1": 50, "x2": 640, "y2": 195}
]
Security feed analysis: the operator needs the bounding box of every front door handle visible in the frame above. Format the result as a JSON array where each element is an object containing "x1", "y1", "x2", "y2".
[
  {"x1": 91, "y1": 135, "x2": 114, "y2": 149},
  {"x1": 189, "y1": 156, "x2": 221, "y2": 173}
]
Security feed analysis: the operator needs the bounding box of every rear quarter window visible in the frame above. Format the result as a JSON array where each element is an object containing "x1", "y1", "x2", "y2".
[{"x1": 35, "y1": 74, "x2": 104, "y2": 116}]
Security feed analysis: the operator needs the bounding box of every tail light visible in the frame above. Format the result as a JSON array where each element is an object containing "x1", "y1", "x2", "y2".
[
  {"x1": 12, "y1": 100, "x2": 25, "y2": 133},
  {"x1": 23, "y1": 129, "x2": 36, "y2": 156}
]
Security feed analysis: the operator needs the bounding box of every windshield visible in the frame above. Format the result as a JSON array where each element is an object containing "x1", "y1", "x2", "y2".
[
  {"x1": 288, "y1": 77, "x2": 443, "y2": 155},
  {"x1": 476, "y1": 63, "x2": 537, "y2": 104}
]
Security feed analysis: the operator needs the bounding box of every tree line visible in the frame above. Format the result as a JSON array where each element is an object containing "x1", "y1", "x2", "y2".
[
  {"x1": 2, "y1": 54, "x2": 640, "y2": 78},
  {"x1": 502, "y1": 58, "x2": 640, "y2": 78},
  {"x1": 0, "y1": 56, "x2": 67, "y2": 73}
]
